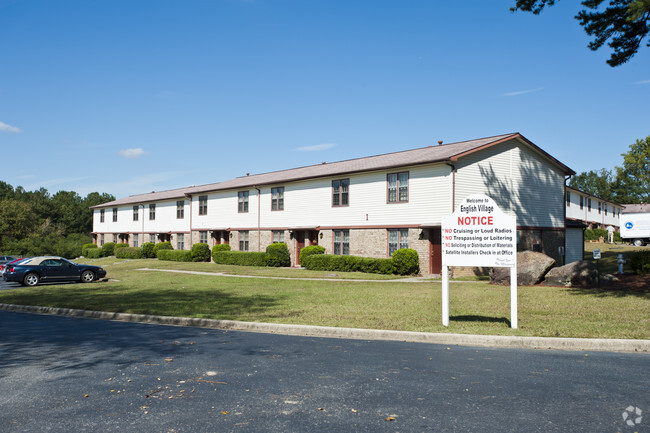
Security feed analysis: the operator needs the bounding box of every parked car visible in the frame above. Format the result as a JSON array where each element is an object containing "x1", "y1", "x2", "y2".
[
  {"x1": 0, "y1": 257, "x2": 25, "y2": 277},
  {"x1": 2, "y1": 256, "x2": 107, "y2": 286}
]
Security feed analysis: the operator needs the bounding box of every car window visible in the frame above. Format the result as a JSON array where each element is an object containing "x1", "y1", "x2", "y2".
[{"x1": 41, "y1": 259, "x2": 64, "y2": 267}]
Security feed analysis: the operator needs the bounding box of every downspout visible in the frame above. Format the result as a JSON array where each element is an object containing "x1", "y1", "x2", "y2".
[
  {"x1": 140, "y1": 204, "x2": 145, "y2": 245},
  {"x1": 564, "y1": 175, "x2": 572, "y2": 264},
  {"x1": 446, "y1": 162, "x2": 456, "y2": 212},
  {"x1": 254, "y1": 186, "x2": 261, "y2": 252},
  {"x1": 186, "y1": 194, "x2": 193, "y2": 250}
]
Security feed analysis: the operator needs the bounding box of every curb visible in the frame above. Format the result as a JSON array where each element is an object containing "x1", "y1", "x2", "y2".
[{"x1": 1, "y1": 303, "x2": 648, "y2": 353}]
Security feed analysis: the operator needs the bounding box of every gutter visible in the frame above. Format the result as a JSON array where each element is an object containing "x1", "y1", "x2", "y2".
[{"x1": 254, "y1": 186, "x2": 261, "y2": 252}]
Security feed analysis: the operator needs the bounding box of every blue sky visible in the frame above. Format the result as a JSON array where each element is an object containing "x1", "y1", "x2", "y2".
[{"x1": 1, "y1": 0, "x2": 648, "y2": 199}]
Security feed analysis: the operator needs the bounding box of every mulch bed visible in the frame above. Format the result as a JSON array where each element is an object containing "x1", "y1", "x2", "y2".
[{"x1": 599, "y1": 273, "x2": 650, "y2": 293}]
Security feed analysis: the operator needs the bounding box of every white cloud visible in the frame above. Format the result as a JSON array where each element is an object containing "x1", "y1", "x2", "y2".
[
  {"x1": 118, "y1": 148, "x2": 149, "y2": 158},
  {"x1": 634, "y1": 79, "x2": 650, "y2": 85},
  {"x1": 295, "y1": 143, "x2": 337, "y2": 152},
  {"x1": 501, "y1": 88, "x2": 543, "y2": 97},
  {"x1": 0, "y1": 121, "x2": 22, "y2": 133}
]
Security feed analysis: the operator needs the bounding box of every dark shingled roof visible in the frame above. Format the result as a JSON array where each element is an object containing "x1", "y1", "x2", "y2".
[{"x1": 92, "y1": 132, "x2": 573, "y2": 208}]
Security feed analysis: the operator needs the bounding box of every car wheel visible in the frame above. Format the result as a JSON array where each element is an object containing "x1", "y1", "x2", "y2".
[
  {"x1": 80, "y1": 270, "x2": 95, "y2": 283},
  {"x1": 633, "y1": 239, "x2": 645, "y2": 247},
  {"x1": 24, "y1": 273, "x2": 40, "y2": 287}
]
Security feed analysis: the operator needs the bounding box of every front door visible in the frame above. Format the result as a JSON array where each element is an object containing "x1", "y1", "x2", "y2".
[
  {"x1": 296, "y1": 231, "x2": 305, "y2": 265},
  {"x1": 429, "y1": 227, "x2": 442, "y2": 274}
]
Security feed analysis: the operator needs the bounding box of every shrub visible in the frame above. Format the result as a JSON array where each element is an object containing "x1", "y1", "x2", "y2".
[
  {"x1": 82, "y1": 243, "x2": 98, "y2": 257},
  {"x1": 265, "y1": 242, "x2": 291, "y2": 267},
  {"x1": 114, "y1": 243, "x2": 129, "y2": 251},
  {"x1": 157, "y1": 249, "x2": 192, "y2": 262},
  {"x1": 115, "y1": 246, "x2": 144, "y2": 259},
  {"x1": 584, "y1": 228, "x2": 608, "y2": 241},
  {"x1": 302, "y1": 254, "x2": 396, "y2": 274},
  {"x1": 101, "y1": 242, "x2": 116, "y2": 257},
  {"x1": 141, "y1": 242, "x2": 156, "y2": 258},
  {"x1": 153, "y1": 241, "x2": 173, "y2": 256},
  {"x1": 629, "y1": 250, "x2": 650, "y2": 275},
  {"x1": 191, "y1": 243, "x2": 211, "y2": 262},
  {"x1": 86, "y1": 248, "x2": 102, "y2": 259},
  {"x1": 299, "y1": 245, "x2": 325, "y2": 264},
  {"x1": 212, "y1": 244, "x2": 232, "y2": 256},
  {"x1": 213, "y1": 251, "x2": 267, "y2": 266},
  {"x1": 392, "y1": 248, "x2": 420, "y2": 275}
]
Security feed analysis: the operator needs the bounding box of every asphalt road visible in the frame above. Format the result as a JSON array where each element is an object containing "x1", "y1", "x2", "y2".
[{"x1": 0, "y1": 310, "x2": 648, "y2": 433}]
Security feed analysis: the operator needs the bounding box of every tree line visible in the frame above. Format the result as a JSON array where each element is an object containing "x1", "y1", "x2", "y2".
[
  {"x1": 568, "y1": 135, "x2": 650, "y2": 204},
  {"x1": 0, "y1": 181, "x2": 114, "y2": 258}
]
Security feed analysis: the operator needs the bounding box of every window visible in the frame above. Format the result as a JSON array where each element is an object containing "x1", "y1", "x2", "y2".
[
  {"x1": 112, "y1": 207, "x2": 118, "y2": 222},
  {"x1": 239, "y1": 231, "x2": 249, "y2": 251},
  {"x1": 566, "y1": 191, "x2": 570, "y2": 207},
  {"x1": 200, "y1": 231, "x2": 208, "y2": 244},
  {"x1": 113, "y1": 234, "x2": 118, "y2": 243},
  {"x1": 133, "y1": 234, "x2": 139, "y2": 248},
  {"x1": 199, "y1": 196, "x2": 208, "y2": 215},
  {"x1": 587, "y1": 198, "x2": 592, "y2": 211},
  {"x1": 579, "y1": 196, "x2": 584, "y2": 210},
  {"x1": 100, "y1": 209, "x2": 105, "y2": 223},
  {"x1": 333, "y1": 230, "x2": 349, "y2": 255},
  {"x1": 271, "y1": 187, "x2": 284, "y2": 210},
  {"x1": 100, "y1": 234, "x2": 104, "y2": 246},
  {"x1": 149, "y1": 204, "x2": 156, "y2": 220},
  {"x1": 387, "y1": 172, "x2": 408, "y2": 203},
  {"x1": 238, "y1": 191, "x2": 249, "y2": 213},
  {"x1": 388, "y1": 229, "x2": 409, "y2": 257},
  {"x1": 177, "y1": 201, "x2": 184, "y2": 219},
  {"x1": 177, "y1": 234, "x2": 185, "y2": 250},
  {"x1": 605, "y1": 205, "x2": 608, "y2": 216},
  {"x1": 598, "y1": 201, "x2": 602, "y2": 214},
  {"x1": 149, "y1": 234, "x2": 156, "y2": 243},
  {"x1": 332, "y1": 179, "x2": 350, "y2": 207},
  {"x1": 272, "y1": 230, "x2": 284, "y2": 243}
]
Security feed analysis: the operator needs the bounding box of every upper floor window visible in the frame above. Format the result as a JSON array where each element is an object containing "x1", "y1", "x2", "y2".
[
  {"x1": 271, "y1": 187, "x2": 284, "y2": 211},
  {"x1": 149, "y1": 204, "x2": 156, "y2": 220},
  {"x1": 598, "y1": 201, "x2": 602, "y2": 214},
  {"x1": 579, "y1": 196, "x2": 584, "y2": 210},
  {"x1": 272, "y1": 230, "x2": 284, "y2": 243},
  {"x1": 333, "y1": 229, "x2": 349, "y2": 255},
  {"x1": 566, "y1": 191, "x2": 571, "y2": 207},
  {"x1": 199, "y1": 196, "x2": 208, "y2": 215},
  {"x1": 587, "y1": 198, "x2": 592, "y2": 211},
  {"x1": 177, "y1": 201, "x2": 184, "y2": 219},
  {"x1": 200, "y1": 230, "x2": 208, "y2": 244},
  {"x1": 387, "y1": 172, "x2": 408, "y2": 203},
  {"x1": 100, "y1": 209, "x2": 105, "y2": 223},
  {"x1": 239, "y1": 230, "x2": 249, "y2": 251},
  {"x1": 112, "y1": 207, "x2": 118, "y2": 222},
  {"x1": 133, "y1": 206, "x2": 139, "y2": 221},
  {"x1": 388, "y1": 229, "x2": 409, "y2": 257},
  {"x1": 604, "y1": 205, "x2": 608, "y2": 216},
  {"x1": 177, "y1": 233, "x2": 185, "y2": 250},
  {"x1": 332, "y1": 179, "x2": 349, "y2": 207},
  {"x1": 238, "y1": 191, "x2": 249, "y2": 213}
]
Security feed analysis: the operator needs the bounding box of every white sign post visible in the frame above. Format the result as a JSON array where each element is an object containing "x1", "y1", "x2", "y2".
[{"x1": 441, "y1": 194, "x2": 518, "y2": 328}]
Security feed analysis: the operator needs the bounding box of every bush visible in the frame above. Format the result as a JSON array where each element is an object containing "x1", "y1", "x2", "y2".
[
  {"x1": 153, "y1": 241, "x2": 173, "y2": 256},
  {"x1": 101, "y1": 242, "x2": 116, "y2": 257},
  {"x1": 86, "y1": 248, "x2": 102, "y2": 258},
  {"x1": 115, "y1": 246, "x2": 144, "y2": 259},
  {"x1": 392, "y1": 248, "x2": 420, "y2": 275},
  {"x1": 82, "y1": 243, "x2": 98, "y2": 257},
  {"x1": 212, "y1": 244, "x2": 232, "y2": 255},
  {"x1": 629, "y1": 250, "x2": 650, "y2": 275},
  {"x1": 157, "y1": 249, "x2": 192, "y2": 262},
  {"x1": 265, "y1": 242, "x2": 291, "y2": 267},
  {"x1": 585, "y1": 228, "x2": 608, "y2": 241},
  {"x1": 299, "y1": 245, "x2": 325, "y2": 264},
  {"x1": 141, "y1": 242, "x2": 156, "y2": 258},
  {"x1": 114, "y1": 243, "x2": 129, "y2": 251},
  {"x1": 191, "y1": 243, "x2": 211, "y2": 262},
  {"x1": 302, "y1": 254, "x2": 395, "y2": 274},
  {"x1": 213, "y1": 251, "x2": 267, "y2": 266}
]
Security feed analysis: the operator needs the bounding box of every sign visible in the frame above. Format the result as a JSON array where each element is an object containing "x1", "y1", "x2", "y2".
[
  {"x1": 442, "y1": 195, "x2": 517, "y2": 267},
  {"x1": 593, "y1": 249, "x2": 601, "y2": 260},
  {"x1": 440, "y1": 194, "x2": 518, "y2": 328}
]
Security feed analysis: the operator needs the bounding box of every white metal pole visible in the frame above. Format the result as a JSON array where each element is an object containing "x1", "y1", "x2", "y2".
[
  {"x1": 510, "y1": 267, "x2": 517, "y2": 329},
  {"x1": 442, "y1": 265, "x2": 449, "y2": 327}
]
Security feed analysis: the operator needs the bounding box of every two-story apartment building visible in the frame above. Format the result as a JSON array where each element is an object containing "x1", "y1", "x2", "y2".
[
  {"x1": 92, "y1": 133, "x2": 575, "y2": 274},
  {"x1": 565, "y1": 186, "x2": 622, "y2": 229}
]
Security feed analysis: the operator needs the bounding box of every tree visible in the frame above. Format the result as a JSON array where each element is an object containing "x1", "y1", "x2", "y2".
[
  {"x1": 511, "y1": 0, "x2": 650, "y2": 66},
  {"x1": 0, "y1": 200, "x2": 37, "y2": 240},
  {"x1": 614, "y1": 135, "x2": 650, "y2": 203},
  {"x1": 568, "y1": 168, "x2": 616, "y2": 200}
]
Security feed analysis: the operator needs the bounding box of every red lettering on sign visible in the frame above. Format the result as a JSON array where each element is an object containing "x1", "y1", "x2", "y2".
[{"x1": 457, "y1": 216, "x2": 494, "y2": 225}]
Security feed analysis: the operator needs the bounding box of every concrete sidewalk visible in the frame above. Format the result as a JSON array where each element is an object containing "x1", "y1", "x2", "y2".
[{"x1": 1, "y1": 303, "x2": 648, "y2": 354}]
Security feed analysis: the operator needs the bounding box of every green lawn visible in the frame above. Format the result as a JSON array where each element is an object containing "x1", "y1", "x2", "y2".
[
  {"x1": 583, "y1": 241, "x2": 646, "y2": 274},
  {"x1": 0, "y1": 257, "x2": 647, "y2": 339}
]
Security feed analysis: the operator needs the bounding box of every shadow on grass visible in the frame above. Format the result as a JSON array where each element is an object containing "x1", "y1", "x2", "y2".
[
  {"x1": 450, "y1": 315, "x2": 511, "y2": 327},
  {"x1": 566, "y1": 286, "x2": 649, "y2": 299}
]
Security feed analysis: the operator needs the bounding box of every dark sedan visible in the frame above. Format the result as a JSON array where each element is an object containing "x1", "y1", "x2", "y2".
[{"x1": 2, "y1": 256, "x2": 107, "y2": 287}]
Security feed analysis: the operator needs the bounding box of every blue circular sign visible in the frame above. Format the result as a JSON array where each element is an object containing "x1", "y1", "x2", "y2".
[{"x1": 625, "y1": 222, "x2": 633, "y2": 229}]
